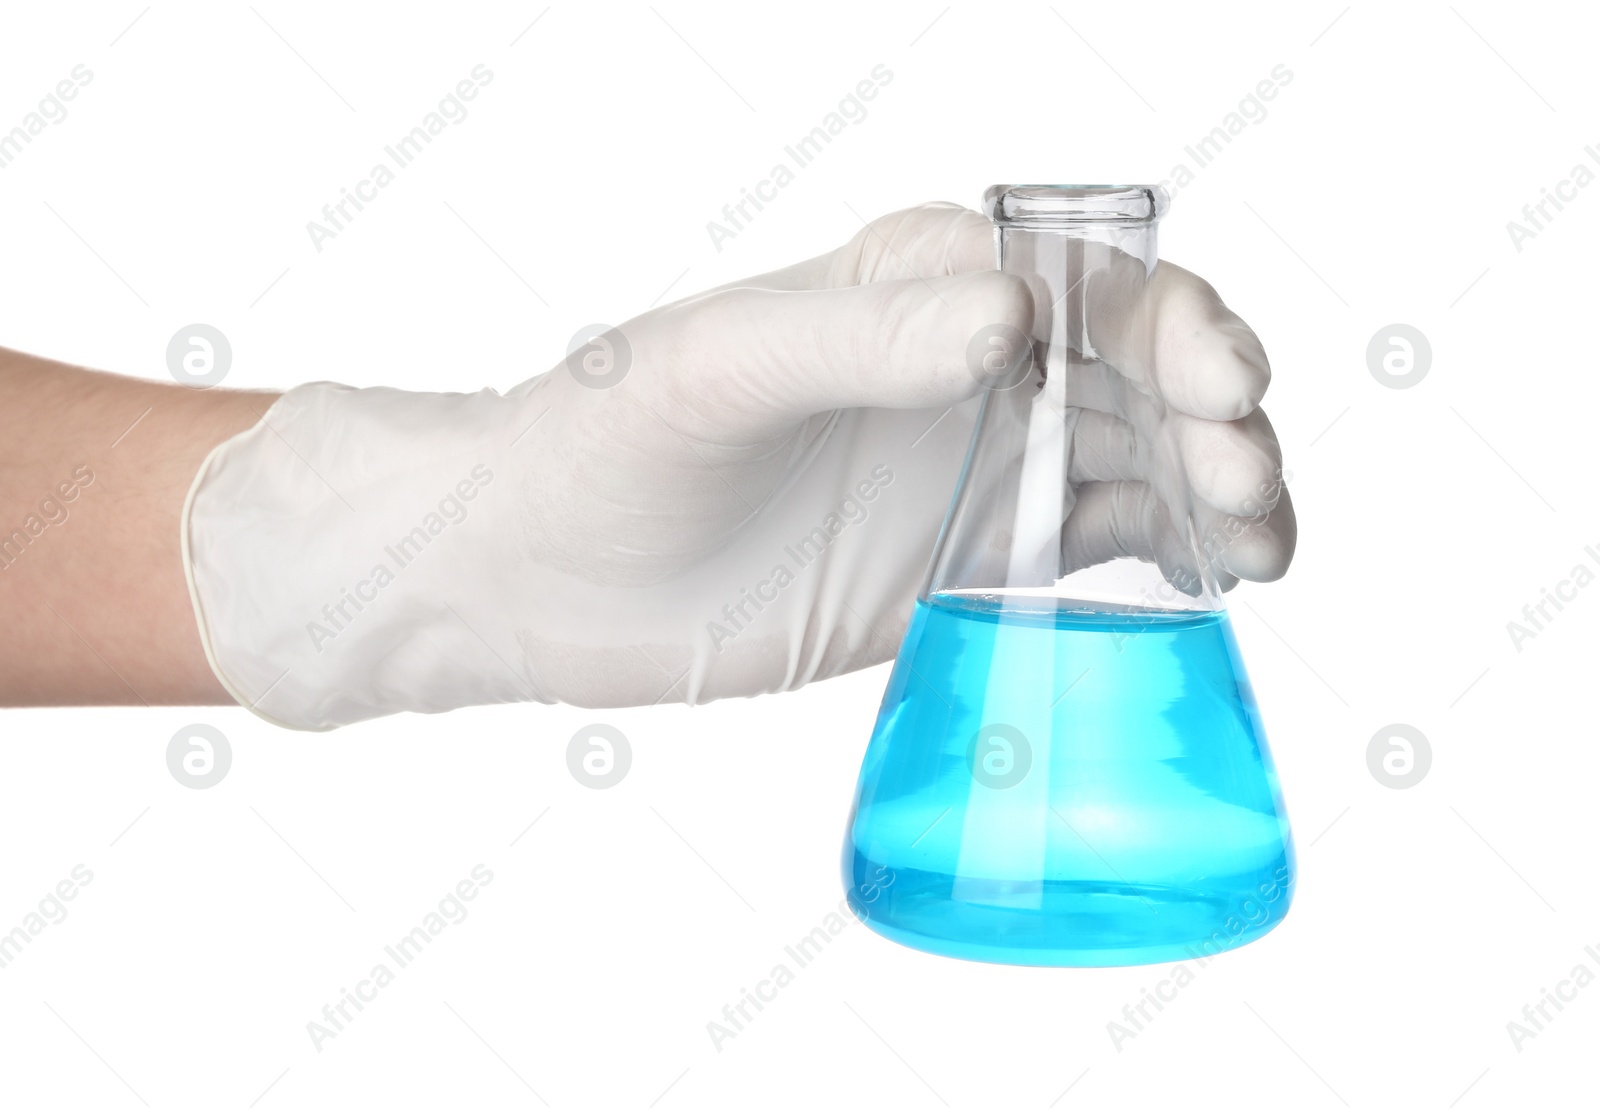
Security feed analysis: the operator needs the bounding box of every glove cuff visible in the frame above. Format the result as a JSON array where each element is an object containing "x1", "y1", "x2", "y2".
[{"x1": 182, "y1": 381, "x2": 550, "y2": 730}]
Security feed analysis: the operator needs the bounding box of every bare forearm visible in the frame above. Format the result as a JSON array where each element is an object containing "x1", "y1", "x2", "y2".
[{"x1": 0, "y1": 346, "x2": 275, "y2": 705}]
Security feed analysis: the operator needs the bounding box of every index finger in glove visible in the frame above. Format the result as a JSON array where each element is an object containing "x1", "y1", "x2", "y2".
[{"x1": 644, "y1": 269, "x2": 1032, "y2": 440}]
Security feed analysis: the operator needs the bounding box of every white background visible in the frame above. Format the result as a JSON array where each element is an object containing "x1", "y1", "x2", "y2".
[{"x1": 1, "y1": 1, "x2": 1595, "y2": 1111}]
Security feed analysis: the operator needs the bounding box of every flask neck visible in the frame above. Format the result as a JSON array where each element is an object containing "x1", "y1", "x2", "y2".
[
  {"x1": 995, "y1": 223, "x2": 1159, "y2": 365},
  {"x1": 916, "y1": 184, "x2": 1223, "y2": 616}
]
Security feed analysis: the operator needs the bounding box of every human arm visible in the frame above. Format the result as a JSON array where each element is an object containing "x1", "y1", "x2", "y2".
[{"x1": 0, "y1": 347, "x2": 274, "y2": 705}]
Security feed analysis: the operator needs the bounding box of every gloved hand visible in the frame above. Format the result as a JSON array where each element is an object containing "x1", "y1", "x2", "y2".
[{"x1": 183, "y1": 203, "x2": 1294, "y2": 730}]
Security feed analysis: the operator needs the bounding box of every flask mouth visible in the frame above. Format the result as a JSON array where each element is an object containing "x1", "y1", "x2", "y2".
[{"x1": 983, "y1": 184, "x2": 1169, "y2": 227}]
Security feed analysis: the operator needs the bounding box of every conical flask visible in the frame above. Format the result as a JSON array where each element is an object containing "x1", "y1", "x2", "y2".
[{"x1": 842, "y1": 185, "x2": 1295, "y2": 966}]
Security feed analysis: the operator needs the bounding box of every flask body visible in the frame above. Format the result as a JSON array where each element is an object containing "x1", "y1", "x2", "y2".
[{"x1": 842, "y1": 186, "x2": 1295, "y2": 966}]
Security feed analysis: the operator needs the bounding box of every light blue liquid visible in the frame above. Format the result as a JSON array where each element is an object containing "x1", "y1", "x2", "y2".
[{"x1": 844, "y1": 595, "x2": 1295, "y2": 966}]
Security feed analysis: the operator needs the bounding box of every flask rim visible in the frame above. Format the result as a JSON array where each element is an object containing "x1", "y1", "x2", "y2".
[{"x1": 983, "y1": 184, "x2": 1169, "y2": 227}]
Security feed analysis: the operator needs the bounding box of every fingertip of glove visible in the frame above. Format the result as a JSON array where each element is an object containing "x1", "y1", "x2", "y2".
[
  {"x1": 968, "y1": 269, "x2": 1034, "y2": 325},
  {"x1": 1217, "y1": 510, "x2": 1295, "y2": 583},
  {"x1": 1182, "y1": 333, "x2": 1271, "y2": 421}
]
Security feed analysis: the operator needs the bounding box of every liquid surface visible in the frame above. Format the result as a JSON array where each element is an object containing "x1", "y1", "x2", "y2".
[{"x1": 844, "y1": 595, "x2": 1295, "y2": 966}]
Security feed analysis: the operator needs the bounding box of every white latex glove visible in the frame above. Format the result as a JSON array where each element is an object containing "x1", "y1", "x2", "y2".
[{"x1": 183, "y1": 203, "x2": 1294, "y2": 730}]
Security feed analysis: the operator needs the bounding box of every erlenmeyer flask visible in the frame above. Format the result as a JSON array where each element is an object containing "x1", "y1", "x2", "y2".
[{"x1": 842, "y1": 185, "x2": 1295, "y2": 966}]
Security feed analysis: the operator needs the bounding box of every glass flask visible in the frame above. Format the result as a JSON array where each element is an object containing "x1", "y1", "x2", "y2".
[{"x1": 841, "y1": 185, "x2": 1295, "y2": 967}]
